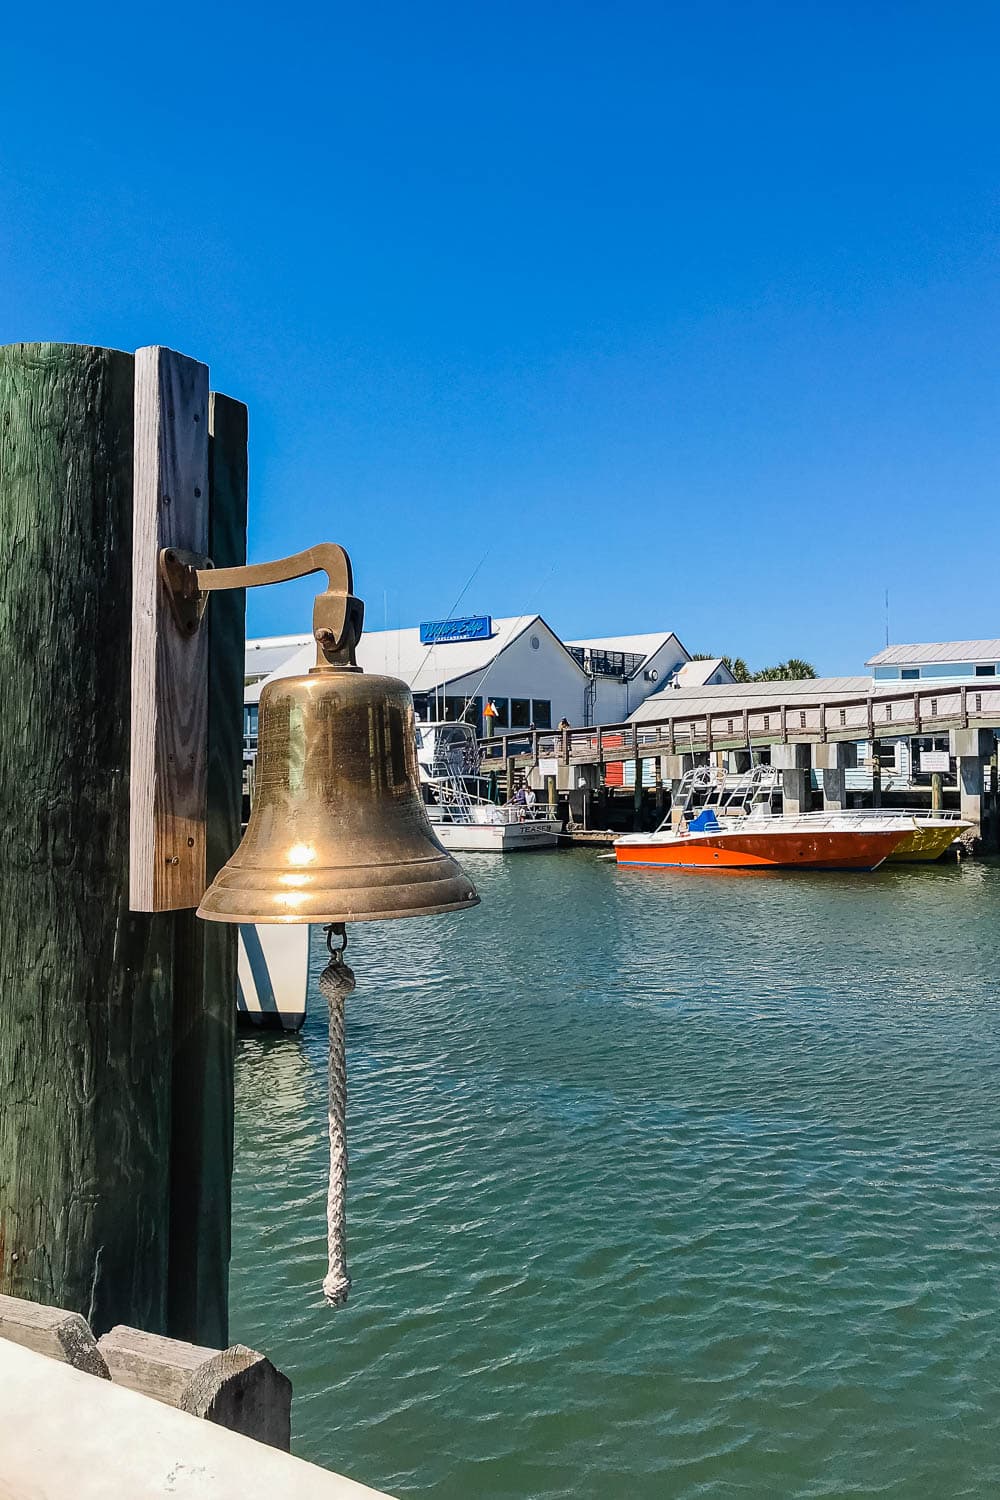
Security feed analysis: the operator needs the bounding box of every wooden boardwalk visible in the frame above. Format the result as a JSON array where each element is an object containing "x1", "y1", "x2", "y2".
[{"x1": 480, "y1": 682, "x2": 1000, "y2": 769}]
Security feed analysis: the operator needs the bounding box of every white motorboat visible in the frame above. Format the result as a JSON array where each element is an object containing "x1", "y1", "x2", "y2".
[
  {"x1": 417, "y1": 719, "x2": 561, "y2": 851},
  {"x1": 614, "y1": 764, "x2": 968, "y2": 871}
]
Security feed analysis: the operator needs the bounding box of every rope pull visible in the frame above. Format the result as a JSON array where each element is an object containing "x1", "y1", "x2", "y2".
[{"x1": 318, "y1": 922, "x2": 355, "y2": 1308}]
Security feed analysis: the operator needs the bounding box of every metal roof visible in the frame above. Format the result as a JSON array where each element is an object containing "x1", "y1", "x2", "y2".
[
  {"x1": 253, "y1": 614, "x2": 587, "y2": 698},
  {"x1": 866, "y1": 640, "x2": 1000, "y2": 666},
  {"x1": 565, "y1": 632, "x2": 686, "y2": 679},
  {"x1": 565, "y1": 632, "x2": 679, "y2": 659},
  {"x1": 629, "y1": 675, "x2": 881, "y2": 723},
  {"x1": 245, "y1": 635, "x2": 311, "y2": 668},
  {"x1": 674, "y1": 657, "x2": 733, "y2": 688}
]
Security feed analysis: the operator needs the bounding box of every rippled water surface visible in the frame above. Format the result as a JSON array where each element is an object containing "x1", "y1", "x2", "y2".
[{"x1": 231, "y1": 853, "x2": 1000, "y2": 1499}]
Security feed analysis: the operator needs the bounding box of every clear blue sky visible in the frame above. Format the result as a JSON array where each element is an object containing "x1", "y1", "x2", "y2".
[{"x1": 2, "y1": 3, "x2": 996, "y2": 673}]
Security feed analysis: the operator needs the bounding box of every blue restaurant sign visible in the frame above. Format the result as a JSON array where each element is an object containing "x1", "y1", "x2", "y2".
[{"x1": 419, "y1": 615, "x2": 494, "y2": 646}]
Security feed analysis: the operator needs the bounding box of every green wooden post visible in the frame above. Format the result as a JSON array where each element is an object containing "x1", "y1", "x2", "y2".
[
  {"x1": 0, "y1": 345, "x2": 241, "y2": 1344},
  {"x1": 167, "y1": 394, "x2": 246, "y2": 1346},
  {"x1": 0, "y1": 344, "x2": 174, "y2": 1333}
]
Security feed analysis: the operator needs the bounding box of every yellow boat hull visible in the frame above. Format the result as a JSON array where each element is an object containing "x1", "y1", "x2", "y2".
[{"x1": 888, "y1": 826, "x2": 961, "y2": 862}]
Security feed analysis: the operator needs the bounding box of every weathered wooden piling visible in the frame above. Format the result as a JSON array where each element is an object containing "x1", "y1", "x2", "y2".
[{"x1": 0, "y1": 343, "x2": 243, "y2": 1342}]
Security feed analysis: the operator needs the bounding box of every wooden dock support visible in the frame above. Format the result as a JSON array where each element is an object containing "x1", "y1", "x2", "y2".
[
  {"x1": 0, "y1": 344, "x2": 243, "y2": 1343},
  {"x1": 0, "y1": 1291, "x2": 291, "y2": 1451},
  {"x1": 99, "y1": 1324, "x2": 291, "y2": 1449},
  {"x1": 0, "y1": 1292, "x2": 110, "y2": 1378}
]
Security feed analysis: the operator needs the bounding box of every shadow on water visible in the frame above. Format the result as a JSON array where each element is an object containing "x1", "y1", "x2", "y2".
[{"x1": 231, "y1": 850, "x2": 1000, "y2": 1500}]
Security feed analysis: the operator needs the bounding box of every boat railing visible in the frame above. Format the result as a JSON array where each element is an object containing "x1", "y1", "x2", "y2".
[
  {"x1": 503, "y1": 802, "x2": 558, "y2": 822},
  {"x1": 775, "y1": 807, "x2": 966, "y2": 824}
]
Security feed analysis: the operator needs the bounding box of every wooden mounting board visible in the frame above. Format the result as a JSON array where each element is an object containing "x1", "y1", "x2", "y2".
[{"x1": 130, "y1": 346, "x2": 211, "y2": 911}]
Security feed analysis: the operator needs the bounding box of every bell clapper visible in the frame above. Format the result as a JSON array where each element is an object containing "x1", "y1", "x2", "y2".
[{"x1": 318, "y1": 923, "x2": 356, "y2": 1308}]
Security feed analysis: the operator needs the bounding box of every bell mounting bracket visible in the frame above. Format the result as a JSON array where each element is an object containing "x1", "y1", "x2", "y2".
[
  {"x1": 159, "y1": 542, "x2": 364, "y2": 669},
  {"x1": 159, "y1": 547, "x2": 213, "y2": 636}
]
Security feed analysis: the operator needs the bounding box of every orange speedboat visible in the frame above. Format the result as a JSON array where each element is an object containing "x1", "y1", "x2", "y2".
[{"x1": 613, "y1": 807, "x2": 903, "y2": 872}]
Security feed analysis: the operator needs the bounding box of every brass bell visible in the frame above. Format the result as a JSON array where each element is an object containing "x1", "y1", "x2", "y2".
[{"x1": 198, "y1": 667, "x2": 480, "y2": 924}]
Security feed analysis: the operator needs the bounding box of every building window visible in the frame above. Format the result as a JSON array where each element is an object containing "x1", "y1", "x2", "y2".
[
  {"x1": 531, "y1": 699, "x2": 552, "y2": 729},
  {"x1": 975, "y1": 665, "x2": 997, "y2": 677},
  {"x1": 511, "y1": 698, "x2": 531, "y2": 728},
  {"x1": 839, "y1": 709, "x2": 846, "y2": 726},
  {"x1": 763, "y1": 714, "x2": 770, "y2": 731},
  {"x1": 443, "y1": 696, "x2": 482, "y2": 730},
  {"x1": 799, "y1": 711, "x2": 806, "y2": 728},
  {"x1": 488, "y1": 697, "x2": 509, "y2": 729},
  {"x1": 901, "y1": 668, "x2": 919, "y2": 680}
]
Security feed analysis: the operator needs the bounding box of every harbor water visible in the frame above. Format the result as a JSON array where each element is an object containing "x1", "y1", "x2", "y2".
[{"x1": 231, "y1": 851, "x2": 1000, "y2": 1499}]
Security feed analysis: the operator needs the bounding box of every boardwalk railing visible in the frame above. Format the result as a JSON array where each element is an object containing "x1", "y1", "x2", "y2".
[{"x1": 480, "y1": 685, "x2": 1000, "y2": 767}]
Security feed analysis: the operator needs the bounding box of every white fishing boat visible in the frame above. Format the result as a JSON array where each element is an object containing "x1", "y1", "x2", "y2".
[
  {"x1": 237, "y1": 922, "x2": 310, "y2": 1032},
  {"x1": 614, "y1": 764, "x2": 968, "y2": 871},
  {"x1": 417, "y1": 719, "x2": 561, "y2": 851}
]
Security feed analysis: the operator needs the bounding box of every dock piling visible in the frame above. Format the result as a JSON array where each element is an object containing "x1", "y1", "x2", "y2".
[{"x1": 0, "y1": 343, "x2": 243, "y2": 1343}]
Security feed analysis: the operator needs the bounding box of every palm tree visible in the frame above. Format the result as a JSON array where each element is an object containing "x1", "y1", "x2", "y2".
[
  {"x1": 693, "y1": 654, "x2": 817, "y2": 682},
  {"x1": 752, "y1": 659, "x2": 817, "y2": 681},
  {"x1": 781, "y1": 658, "x2": 817, "y2": 680}
]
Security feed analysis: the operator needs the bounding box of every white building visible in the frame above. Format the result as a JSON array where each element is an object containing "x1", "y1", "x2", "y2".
[
  {"x1": 247, "y1": 615, "x2": 591, "y2": 739},
  {"x1": 563, "y1": 633, "x2": 709, "y2": 723},
  {"x1": 867, "y1": 640, "x2": 1000, "y2": 682},
  {"x1": 245, "y1": 615, "x2": 696, "y2": 744}
]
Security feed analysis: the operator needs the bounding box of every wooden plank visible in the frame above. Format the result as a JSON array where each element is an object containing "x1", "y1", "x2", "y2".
[
  {"x1": 99, "y1": 1323, "x2": 206, "y2": 1404},
  {"x1": 0, "y1": 343, "x2": 175, "y2": 1335},
  {"x1": 98, "y1": 1325, "x2": 292, "y2": 1450},
  {"x1": 0, "y1": 1293, "x2": 110, "y2": 1377},
  {"x1": 167, "y1": 394, "x2": 246, "y2": 1347},
  {"x1": 131, "y1": 346, "x2": 210, "y2": 911}
]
